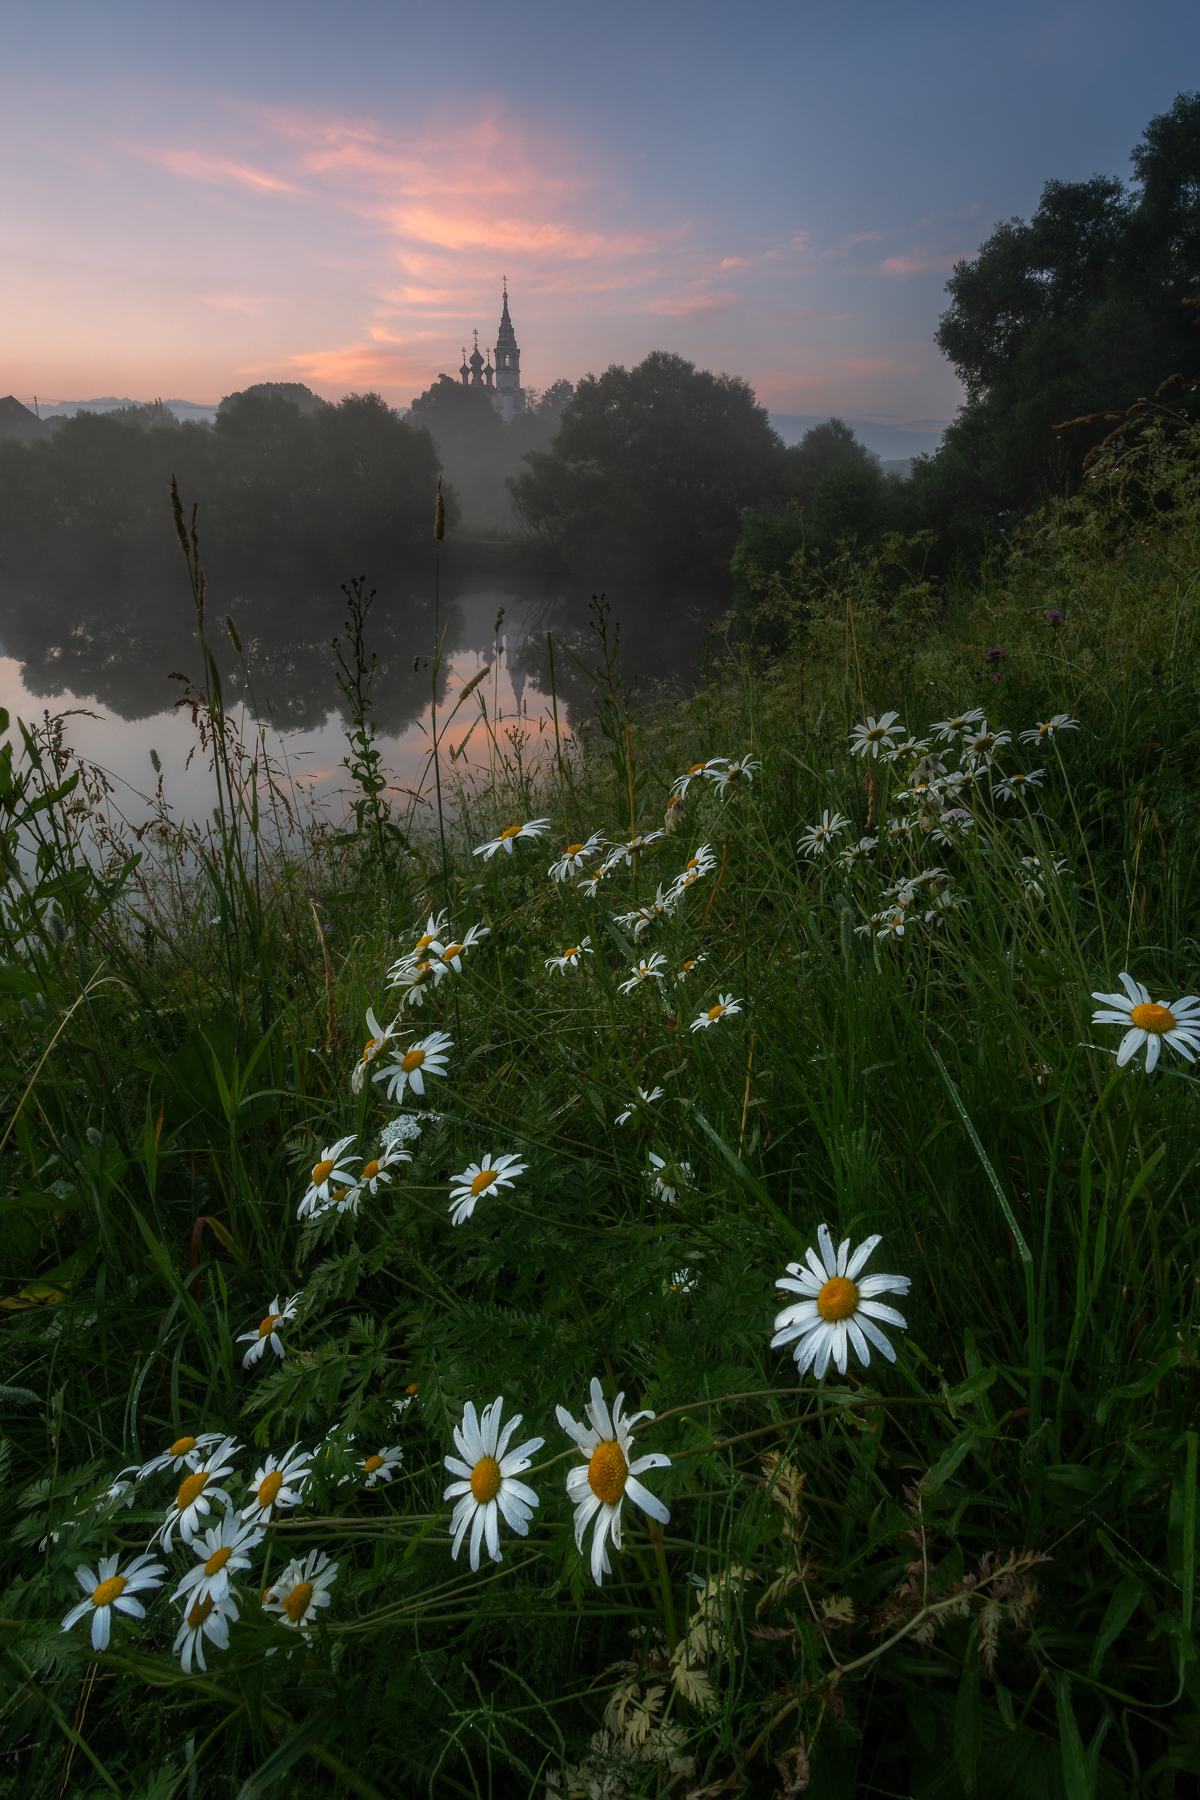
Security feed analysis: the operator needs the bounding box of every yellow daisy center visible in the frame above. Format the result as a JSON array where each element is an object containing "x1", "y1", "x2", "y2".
[
  {"x1": 817, "y1": 1276, "x2": 859, "y2": 1322},
  {"x1": 1130, "y1": 1002, "x2": 1175, "y2": 1034},
  {"x1": 176, "y1": 1470, "x2": 209, "y2": 1511},
  {"x1": 500, "y1": 825, "x2": 522, "y2": 841},
  {"x1": 563, "y1": 947, "x2": 578, "y2": 960},
  {"x1": 587, "y1": 1440, "x2": 628, "y2": 1506},
  {"x1": 168, "y1": 1435, "x2": 196, "y2": 1458},
  {"x1": 257, "y1": 1470, "x2": 283, "y2": 1508},
  {"x1": 566, "y1": 843, "x2": 584, "y2": 855},
  {"x1": 362, "y1": 1160, "x2": 380, "y2": 1181},
  {"x1": 312, "y1": 1157, "x2": 334, "y2": 1185},
  {"x1": 471, "y1": 1455, "x2": 502, "y2": 1502},
  {"x1": 91, "y1": 1574, "x2": 127, "y2": 1608},
  {"x1": 187, "y1": 1595, "x2": 215, "y2": 1629},
  {"x1": 406, "y1": 1381, "x2": 421, "y2": 1394},
  {"x1": 283, "y1": 1581, "x2": 314, "y2": 1623},
  {"x1": 257, "y1": 1313, "x2": 281, "y2": 1338},
  {"x1": 331, "y1": 1187, "x2": 348, "y2": 1207},
  {"x1": 689, "y1": 763, "x2": 705, "y2": 775},
  {"x1": 470, "y1": 1169, "x2": 499, "y2": 1198},
  {"x1": 204, "y1": 1545, "x2": 233, "y2": 1577},
  {"x1": 363, "y1": 1454, "x2": 385, "y2": 1475},
  {"x1": 708, "y1": 1004, "x2": 725, "y2": 1022},
  {"x1": 439, "y1": 943, "x2": 461, "y2": 962},
  {"x1": 402, "y1": 1048, "x2": 425, "y2": 1072},
  {"x1": 415, "y1": 933, "x2": 436, "y2": 951}
]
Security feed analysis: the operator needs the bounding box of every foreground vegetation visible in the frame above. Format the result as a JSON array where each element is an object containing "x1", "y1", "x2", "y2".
[{"x1": 1, "y1": 410, "x2": 1200, "y2": 1799}]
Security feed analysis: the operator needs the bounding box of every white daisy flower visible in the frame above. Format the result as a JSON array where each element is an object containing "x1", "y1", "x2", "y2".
[
  {"x1": 236, "y1": 1293, "x2": 299, "y2": 1369},
  {"x1": 359, "y1": 1445, "x2": 404, "y2": 1488},
  {"x1": 875, "y1": 911, "x2": 908, "y2": 940},
  {"x1": 797, "y1": 810, "x2": 851, "y2": 857},
  {"x1": 601, "y1": 830, "x2": 666, "y2": 873},
  {"x1": 576, "y1": 864, "x2": 614, "y2": 901},
  {"x1": 1090, "y1": 972, "x2": 1200, "y2": 1072},
  {"x1": 263, "y1": 1548, "x2": 338, "y2": 1638},
  {"x1": 993, "y1": 769, "x2": 1045, "y2": 802},
  {"x1": 448, "y1": 1151, "x2": 528, "y2": 1226},
  {"x1": 174, "y1": 1591, "x2": 238, "y2": 1674},
  {"x1": 963, "y1": 725, "x2": 1012, "y2": 766},
  {"x1": 241, "y1": 1445, "x2": 311, "y2": 1526},
  {"x1": 885, "y1": 735, "x2": 931, "y2": 762},
  {"x1": 61, "y1": 1551, "x2": 166, "y2": 1652},
  {"x1": 849, "y1": 713, "x2": 904, "y2": 760},
  {"x1": 386, "y1": 957, "x2": 447, "y2": 1006},
  {"x1": 930, "y1": 708, "x2": 985, "y2": 743},
  {"x1": 410, "y1": 910, "x2": 450, "y2": 956},
  {"x1": 648, "y1": 1151, "x2": 691, "y2": 1204},
  {"x1": 1020, "y1": 714, "x2": 1079, "y2": 745},
  {"x1": 837, "y1": 836, "x2": 878, "y2": 872},
  {"x1": 139, "y1": 1431, "x2": 224, "y2": 1478},
  {"x1": 373, "y1": 1029, "x2": 453, "y2": 1104},
  {"x1": 618, "y1": 953, "x2": 668, "y2": 994},
  {"x1": 690, "y1": 993, "x2": 742, "y2": 1032},
  {"x1": 667, "y1": 844, "x2": 719, "y2": 899},
  {"x1": 669, "y1": 759, "x2": 728, "y2": 801},
  {"x1": 675, "y1": 955, "x2": 708, "y2": 982},
  {"x1": 548, "y1": 833, "x2": 606, "y2": 881},
  {"x1": 711, "y1": 754, "x2": 762, "y2": 796},
  {"x1": 357, "y1": 1146, "x2": 411, "y2": 1196},
  {"x1": 297, "y1": 1136, "x2": 360, "y2": 1221},
  {"x1": 157, "y1": 1437, "x2": 240, "y2": 1551},
  {"x1": 546, "y1": 937, "x2": 593, "y2": 974},
  {"x1": 886, "y1": 815, "x2": 914, "y2": 840},
  {"x1": 172, "y1": 1513, "x2": 263, "y2": 1610},
  {"x1": 771, "y1": 1224, "x2": 910, "y2": 1378},
  {"x1": 473, "y1": 818, "x2": 552, "y2": 861},
  {"x1": 443, "y1": 1397, "x2": 544, "y2": 1570},
  {"x1": 614, "y1": 889, "x2": 678, "y2": 938},
  {"x1": 556, "y1": 1378, "x2": 670, "y2": 1587},
  {"x1": 99, "y1": 1466, "x2": 141, "y2": 1509},
  {"x1": 1019, "y1": 854, "x2": 1069, "y2": 899},
  {"x1": 351, "y1": 1007, "x2": 401, "y2": 1094},
  {"x1": 436, "y1": 923, "x2": 489, "y2": 974},
  {"x1": 615, "y1": 1085, "x2": 665, "y2": 1126}
]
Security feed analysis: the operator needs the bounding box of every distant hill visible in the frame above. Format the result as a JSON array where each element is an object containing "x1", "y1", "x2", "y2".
[
  {"x1": 769, "y1": 413, "x2": 944, "y2": 462},
  {"x1": 0, "y1": 396, "x2": 45, "y2": 441},
  {"x1": 27, "y1": 396, "x2": 220, "y2": 425}
]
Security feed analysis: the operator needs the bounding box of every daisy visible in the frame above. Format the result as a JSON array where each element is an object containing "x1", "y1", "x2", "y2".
[
  {"x1": 443, "y1": 1397, "x2": 544, "y2": 1570},
  {"x1": 357, "y1": 1146, "x2": 411, "y2": 1197},
  {"x1": 548, "y1": 833, "x2": 606, "y2": 881},
  {"x1": 886, "y1": 815, "x2": 914, "y2": 841},
  {"x1": 962, "y1": 725, "x2": 1012, "y2": 766},
  {"x1": 359, "y1": 1445, "x2": 404, "y2": 1488},
  {"x1": 577, "y1": 866, "x2": 613, "y2": 902},
  {"x1": 618, "y1": 953, "x2": 668, "y2": 994},
  {"x1": 797, "y1": 811, "x2": 851, "y2": 857},
  {"x1": 437, "y1": 923, "x2": 490, "y2": 974},
  {"x1": 241, "y1": 1445, "x2": 311, "y2": 1526},
  {"x1": 849, "y1": 713, "x2": 904, "y2": 760},
  {"x1": 1020, "y1": 714, "x2": 1079, "y2": 745},
  {"x1": 157, "y1": 1437, "x2": 240, "y2": 1551},
  {"x1": 669, "y1": 758, "x2": 728, "y2": 801},
  {"x1": 615, "y1": 1085, "x2": 665, "y2": 1125},
  {"x1": 473, "y1": 818, "x2": 552, "y2": 861},
  {"x1": 556, "y1": 1379, "x2": 670, "y2": 1587},
  {"x1": 173, "y1": 1513, "x2": 263, "y2": 1610},
  {"x1": 648, "y1": 1151, "x2": 691, "y2": 1204},
  {"x1": 448, "y1": 1151, "x2": 529, "y2": 1226},
  {"x1": 546, "y1": 937, "x2": 593, "y2": 974},
  {"x1": 61, "y1": 1551, "x2": 166, "y2": 1652},
  {"x1": 930, "y1": 708, "x2": 985, "y2": 743},
  {"x1": 711, "y1": 754, "x2": 762, "y2": 795},
  {"x1": 1090, "y1": 972, "x2": 1200, "y2": 1072},
  {"x1": 140, "y1": 1431, "x2": 224, "y2": 1478},
  {"x1": 771, "y1": 1224, "x2": 910, "y2": 1378},
  {"x1": 886, "y1": 735, "x2": 931, "y2": 762},
  {"x1": 386, "y1": 958, "x2": 444, "y2": 1006},
  {"x1": 236, "y1": 1294, "x2": 299, "y2": 1370},
  {"x1": 668, "y1": 844, "x2": 718, "y2": 897},
  {"x1": 875, "y1": 910, "x2": 909, "y2": 940},
  {"x1": 351, "y1": 1007, "x2": 400, "y2": 1094},
  {"x1": 675, "y1": 955, "x2": 708, "y2": 981},
  {"x1": 298, "y1": 1136, "x2": 360, "y2": 1221},
  {"x1": 1019, "y1": 854, "x2": 1068, "y2": 900},
  {"x1": 993, "y1": 769, "x2": 1045, "y2": 802},
  {"x1": 691, "y1": 993, "x2": 742, "y2": 1032},
  {"x1": 373, "y1": 1029, "x2": 453, "y2": 1104},
  {"x1": 99, "y1": 1467, "x2": 141, "y2": 1509},
  {"x1": 263, "y1": 1549, "x2": 339, "y2": 1638},
  {"x1": 837, "y1": 836, "x2": 878, "y2": 872},
  {"x1": 601, "y1": 830, "x2": 666, "y2": 873},
  {"x1": 410, "y1": 910, "x2": 450, "y2": 954},
  {"x1": 174, "y1": 1591, "x2": 238, "y2": 1675},
  {"x1": 615, "y1": 889, "x2": 678, "y2": 938}
]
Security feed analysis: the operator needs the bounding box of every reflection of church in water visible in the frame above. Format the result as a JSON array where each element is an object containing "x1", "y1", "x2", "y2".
[{"x1": 459, "y1": 283, "x2": 526, "y2": 424}]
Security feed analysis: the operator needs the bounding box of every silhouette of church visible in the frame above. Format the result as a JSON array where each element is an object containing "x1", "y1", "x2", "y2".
[{"x1": 459, "y1": 282, "x2": 525, "y2": 423}]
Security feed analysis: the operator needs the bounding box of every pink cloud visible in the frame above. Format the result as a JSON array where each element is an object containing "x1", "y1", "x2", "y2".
[
  {"x1": 152, "y1": 148, "x2": 299, "y2": 194},
  {"x1": 880, "y1": 248, "x2": 969, "y2": 275}
]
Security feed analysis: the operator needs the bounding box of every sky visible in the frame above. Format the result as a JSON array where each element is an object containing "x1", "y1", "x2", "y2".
[{"x1": 2, "y1": 0, "x2": 1197, "y2": 449}]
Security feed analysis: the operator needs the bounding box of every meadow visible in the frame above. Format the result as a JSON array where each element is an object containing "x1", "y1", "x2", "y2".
[{"x1": 1, "y1": 411, "x2": 1199, "y2": 1800}]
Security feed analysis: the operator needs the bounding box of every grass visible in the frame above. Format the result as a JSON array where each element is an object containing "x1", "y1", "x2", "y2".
[{"x1": 1, "y1": 417, "x2": 1200, "y2": 1799}]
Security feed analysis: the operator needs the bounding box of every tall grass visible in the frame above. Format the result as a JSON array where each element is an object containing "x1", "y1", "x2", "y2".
[{"x1": 1, "y1": 419, "x2": 1199, "y2": 1799}]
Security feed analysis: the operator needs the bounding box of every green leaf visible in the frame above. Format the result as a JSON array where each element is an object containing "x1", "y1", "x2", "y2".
[
  {"x1": 918, "y1": 1429, "x2": 977, "y2": 1496},
  {"x1": 1095, "y1": 1344, "x2": 1180, "y2": 1423},
  {"x1": 954, "y1": 1634, "x2": 982, "y2": 1795},
  {"x1": 1088, "y1": 1574, "x2": 1143, "y2": 1677},
  {"x1": 1055, "y1": 1676, "x2": 1091, "y2": 1800}
]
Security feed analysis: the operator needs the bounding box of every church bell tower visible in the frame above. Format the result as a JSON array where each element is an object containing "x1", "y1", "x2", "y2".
[{"x1": 492, "y1": 280, "x2": 525, "y2": 422}]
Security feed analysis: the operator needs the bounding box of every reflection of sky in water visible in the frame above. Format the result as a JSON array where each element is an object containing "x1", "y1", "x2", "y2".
[{"x1": 0, "y1": 591, "x2": 557, "y2": 830}]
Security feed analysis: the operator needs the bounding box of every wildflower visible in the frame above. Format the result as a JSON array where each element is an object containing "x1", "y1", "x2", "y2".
[
  {"x1": 546, "y1": 937, "x2": 593, "y2": 974},
  {"x1": 157, "y1": 1437, "x2": 240, "y2": 1551},
  {"x1": 615, "y1": 889, "x2": 678, "y2": 938},
  {"x1": 140, "y1": 1432, "x2": 223, "y2": 1478},
  {"x1": 327, "y1": 1182, "x2": 363, "y2": 1217},
  {"x1": 548, "y1": 834, "x2": 606, "y2": 881},
  {"x1": 381, "y1": 1114, "x2": 425, "y2": 1153},
  {"x1": 1090, "y1": 972, "x2": 1200, "y2": 1073},
  {"x1": 602, "y1": 830, "x2": 666, "y2": 873},
  {"x1": 174, "y1": 1591, "x2": 238, "y2": 1674},
  {"x1": 373, "y1": 1029, "x2": 453, "y2": 1104},
  {"x1": 849, "y1": 713, "x2": 904, "y2": 760},
  {"x1": 691, "y1": 993, "x2": 742, "y2": 1032},
  {"x1": 437, "y1": 923, "x2": 490, "y2": 974},
  {"x1": 298, "y1": 1136, "x2": 359, "y2": 1221},
  {"x1": 993, "y1": 769, "x2": 1045, "y2": 802},
  {"x1": 448, "y1": 1151, "x2": 528, "y2": 1226},
  {"x1": 357, "y1": 1146, "x2": 411, "y2": 1197},
  {"x1": 886, "y1": 735, "x2": 931, "y2": 762},
  {"x1": 556, "y1": 1378, "x2": 670, "y2": 1587},
  {"x1": 410, "y1": 910, "x2": 450, "y2": 955},
  {"x1": 385, "y1": 957, "x2": 443, "y2": 1006},
  {"x1": 930, "y1": 708, "x2": 985, "y2": 743},
  {"x1": 1020, "y1": 714, "x2": 1078, "y2": 745},
  {"x1": 359, "y1": 1445, "x2": 404, "y2": 1488},
  {"x1": 241, "y1": 1445, "x2": 311, "y2": 1526},
  {"x1": 668, "y1": 843, "x2": 719, "y2": 898},
  {"x1": 711, "y1": 754, "x2": 762, "y2": 795},
  {"x1": 1019, "y1": 854, "x2": 1068, "y2": 899},
  {"x1": 443, "y1": 1397, "x2": 544, "y2": 1570},
  {"x1": 771, "y1": 1224, "x2": 910, "y2": 1378},
  {"x1": 173, "y1": 1513, "x2": 263, "y2": 1610},
  {"x1": 649, "y1": 1151, "x2": 691, "y2": 1204},
  {"x1": 675, "y1": 955, "x2": 708, "y2": 981},
  {"x1": 473, "y1": 818, "x2": 552, "y2": 861},
  {"x1": 61, "y1": 1552, "x2": 166, "y2": 1652},
  {"x1": 99, "y1": 1467, "x2": 141, "y2": 1509},
  {"x1": 615, "y1": 1085, "x2": 665, "y2": 1125},
  {"x1": 263, "y1": 1549, "x2": 338, "y2": 1637},
  {"x1": 886, "y1": 815, "x2": 914, "y2": 841},
  {"x1": 1045, "y1": 610, "x2": 1065, "y2": 627},
  {"x1": 669, "y1": 759, "x2": 728, "y2": 801},
  {"x1": 933, "y1": 808, "x2": 974, "y2": 844},
  {"x1": 351, "y1": 1007, "x2": 400, "y2": 1094},
  {"x1": 618, "y1": 953, "x2": 668, "y2": 994},
  {"x1": 984, "y1": 647, "x2": 1005, "y2": 663},
  {"x1": 963, "y1": 725, "x2": 1012, "y2": 766},
  {"x1": 577, "y1": 865, "x2": 613, "y2": 902},
  {"x1": 837, "y1": 836, "x2": 878, "y2": 872},
  {"x1": 236, "y1": 1294, "x2": 299, "y2": 1369},
  {"x1": 797, "y1": 811, "x2": 850, "y2": 857}
]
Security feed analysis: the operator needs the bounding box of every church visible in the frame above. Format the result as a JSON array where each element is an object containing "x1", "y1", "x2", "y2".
[{"x1": 458, "y1": 283, "x2": 525, "y2": 423}]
